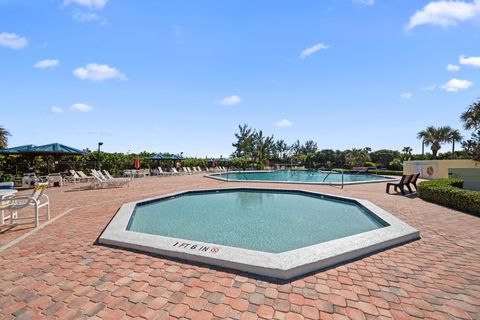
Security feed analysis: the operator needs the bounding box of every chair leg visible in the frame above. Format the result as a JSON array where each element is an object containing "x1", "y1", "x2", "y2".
[
  {"x1": 35, "y1": 203, "x2": 39, "y2": 227},
  {"x1": 386, "y1": 184, "x2": 390, "y2": 193},
  {"x1": 400, "y1": 185, "x2": 406, "y2": 195},
  {"x1": 406, "y1": 184, "x2": 413, "y2": 194}
]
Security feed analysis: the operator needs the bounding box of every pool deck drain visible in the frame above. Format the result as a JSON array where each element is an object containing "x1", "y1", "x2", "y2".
[{"x1": 99, "y1": 187, "x2": 419, "y2": 279}]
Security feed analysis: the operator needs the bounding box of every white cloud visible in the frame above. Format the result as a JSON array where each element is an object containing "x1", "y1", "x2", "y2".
[
  {"x1": 73, "y1": 63, "x2": 127, "y2": 82},
  {"x1": 215, "y1": 95, "x2": 242, "y2": 106},
  {"x1": 276, "y1": 119, "x2": 293, "y2": 127},
  {"x1": 353, "y1": 0, "x2": 375, "y2": 5},
  {"x1": 72, "y1": 10, "x2": 100, "y2": 22},
  {"x1": 34, "y1": 59, "x2": 59, "y2": 69},
  {"x1": 401, "y1": 92, "x2": 413, "y2": 99},
  {"x1": 0, "y1": 32, "x2": 27, "y2": 50},
  {"x1": 70, "y1": 103, "x2": 93, "y2": 112},
  {"x1": 459, "y1": 54, "x2": 480, "y2": 68},
  {"x1": 51, "y1": 106, "x2": 64, "y2": 114},
  {"x1": 64, "y1": 0, "x2": 108, "y2": 9},
  {"x1": 406, "y1": 0, "x2": 480, "y2": 30},
  {"x1": 447, "y1": 64, "x2": 460, "y2": 71},
  {"x1": 440, "y1": 78, "x2": 473, "y2": 92},
  {"x1": 421, "y1": 85, "x2": 436, "y2": 91},
  {"x1": 299, "y1": 43, "x2": 330, "y2": 59}
]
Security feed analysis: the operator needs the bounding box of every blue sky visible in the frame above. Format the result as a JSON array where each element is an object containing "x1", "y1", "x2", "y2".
[{"x1": 1, "y1": 0, "x2": 480, "y2": 157}]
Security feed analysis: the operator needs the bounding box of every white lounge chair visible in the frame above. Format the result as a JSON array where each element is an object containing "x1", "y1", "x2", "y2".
[
  {"x1": 106, "y1": 170, "x2": 130, "y2": 183},
  {"x1": 157, "y1": 167, "x2": 171, "y2": 176},
  {"x1": 90, "y1": 170, "x2": 130, "y2": 188},
  {"x1": 77, "y1": 170, "x2": 95, "y2": 181},
  {"x1": 0, "y1": 183, "x2": 50, "y2": 228},
  {"x1": 67, "y1": 170, "x2": 83, "y2": 184}
]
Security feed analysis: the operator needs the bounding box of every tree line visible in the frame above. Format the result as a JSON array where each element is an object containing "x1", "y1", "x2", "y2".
[
  {"x1": 230, "y1": 124, "x2": 421, "y2": 170},
  {"x1": 230, "y1": 98, "x2": 480, "y2": 169},
  {"x1": 1, "y1": 98, "x2": 479, "y2": 175}
]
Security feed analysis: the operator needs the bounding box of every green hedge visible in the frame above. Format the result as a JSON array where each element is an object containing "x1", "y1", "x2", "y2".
[
  {"x1": 331, "y1": 169, "x2": 404, "y2": 176},
  {"x1": 417, "y1": 178, "x2": 480, "y2": 215},
  {"x1": 370, "y1": 169, "x2": 403, "y2": 176}
]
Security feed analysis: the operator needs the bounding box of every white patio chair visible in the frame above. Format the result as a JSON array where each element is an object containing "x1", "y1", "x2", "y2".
[{"x1": 0, "y1": 183, "x2": 50, "y2": 228}]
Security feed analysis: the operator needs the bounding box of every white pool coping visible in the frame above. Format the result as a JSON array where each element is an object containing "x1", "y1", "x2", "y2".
[
  {"x1": 206, "y1": 170, "x2": 398, "y2": 185},
  {"x1": 99, "y1": 188, "x2": 419, "y2": 280}
]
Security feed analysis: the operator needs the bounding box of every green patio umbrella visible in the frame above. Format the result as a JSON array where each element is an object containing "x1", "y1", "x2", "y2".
[{"x1": 0, "y1": 143, "x2": 84, "y2": 173}]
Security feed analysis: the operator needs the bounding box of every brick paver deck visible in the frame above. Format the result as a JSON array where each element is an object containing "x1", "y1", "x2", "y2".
[{"x1": 1, "y1": 175, "x2": 479, "y2": 319}]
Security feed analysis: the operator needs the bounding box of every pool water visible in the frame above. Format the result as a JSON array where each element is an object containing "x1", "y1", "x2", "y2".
[
  {"x1": 128, "y1": 189, "x2": 386, "y2": 253},
  {"x1": 213, "y1": 170, "x2": 391, "y2": 184}
]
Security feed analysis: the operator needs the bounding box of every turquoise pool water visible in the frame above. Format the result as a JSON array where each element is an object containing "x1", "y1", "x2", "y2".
[
  {"x1": 128, "y1": 189, "x2": 386, "y2": 253},
  {"x1": 212, "y1": 170, "x2": 392, "y2": 184}
]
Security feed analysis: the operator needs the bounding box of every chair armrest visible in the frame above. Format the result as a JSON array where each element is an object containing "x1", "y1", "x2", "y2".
[{"x1": 9, "y1": 196, "x2": 36, "y2": 201}]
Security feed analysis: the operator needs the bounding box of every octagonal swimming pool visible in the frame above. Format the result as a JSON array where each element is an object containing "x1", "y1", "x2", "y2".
[
  {"x1": 209, "y1": 170, "x2": 394, "y2": 185},
  {"x1": 100, "y1": 188, "x2": 419, "y2": 279},
  {"x1": 128, "y1": 189, "x2": 385, "y2": 253}
]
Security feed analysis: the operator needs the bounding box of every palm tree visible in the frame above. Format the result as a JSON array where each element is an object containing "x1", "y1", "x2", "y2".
[
  {"x1": 461, "y1": 99, "x2": 480, "y2": 130},
  {"x1": 345, "y1": 148, "x2": 370, "y2": 168},
  {"x1": 401, "y1": 147, "x2": 412, "y2": 161},
  {"x1": 448, "y1": 129, "x2": 462, "y2": 159},
  {"x1": 460, "y1": 99, "x2": 480, "y2": 161},
  {"x1": 0, "y1": 126, "x2": 10, "y2": 149},
  {"x1": 417, "y1": 126, "x2": 452, "y2": 159}
]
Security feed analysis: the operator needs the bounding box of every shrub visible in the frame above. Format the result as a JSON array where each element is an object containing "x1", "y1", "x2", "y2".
[
  {"x1": 387, "y1": 158, "x2": 402, "y2": 171},
  {"x1": 417, "y1": 178, "x2": 480, "y2": 215},
  {"x1": 365, "y1": 161, "x2": 377, "y2": 168},
  {"x1": 329, "y1": 169, "x2": 403, "y2": 176},
  {"x1": 372, "y1": 169, "x2": 404, "y2": 176}
]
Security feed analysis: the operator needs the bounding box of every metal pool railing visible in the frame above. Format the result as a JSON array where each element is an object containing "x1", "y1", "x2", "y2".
[
  {"x1": 225, "y1": 168, "x2": 345, "y2": 189},
  {"x1": 322, "y1": 169, "x2": 344, "y2": 189}
]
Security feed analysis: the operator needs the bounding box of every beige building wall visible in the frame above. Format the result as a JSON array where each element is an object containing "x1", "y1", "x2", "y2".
[
  {"x1": 403, "y1": 160, "x2": 480, "y2": 179},
  {"x1": 449, "y1": 168, "x2": 480, "y2": 191}
]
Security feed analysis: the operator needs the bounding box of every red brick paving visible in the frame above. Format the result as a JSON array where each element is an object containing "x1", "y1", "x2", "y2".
[{"x1": 1, "y1": 174, "x2": 479, "y2": 319}]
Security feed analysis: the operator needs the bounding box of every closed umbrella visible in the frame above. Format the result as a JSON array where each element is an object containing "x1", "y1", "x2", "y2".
[{"x1": 134, "y1": 157, "x2": 140, "y2": 169}]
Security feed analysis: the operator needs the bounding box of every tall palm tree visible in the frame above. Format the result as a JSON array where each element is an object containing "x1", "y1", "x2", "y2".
[
  {"x1": 448, "y1": 128, "x2": 462, "y2": 159},
  {"x1": 460, "y1": 99, "x2": 480, "y2": 161},
  {"x1": 0, "y1": 126, "x2": 10, "y2": 149},
  {"x1": 417, "y1": 126, "x2": 452, "y2": 159},
  {"x1": 461, "y1": 99, "x2": 480, "y2": 130}
]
